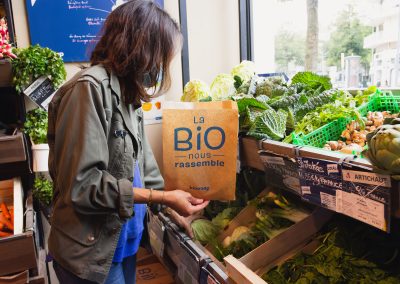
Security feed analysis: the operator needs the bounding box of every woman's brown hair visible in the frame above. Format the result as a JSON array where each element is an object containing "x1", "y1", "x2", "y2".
[{"x1": 90, "y1": 0, "x2": 181, "y2": 104}]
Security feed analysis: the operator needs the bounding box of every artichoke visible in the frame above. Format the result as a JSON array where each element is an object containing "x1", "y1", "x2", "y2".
[{"x1": 366, "y1": 118, "x2": 400, "y2": 175}]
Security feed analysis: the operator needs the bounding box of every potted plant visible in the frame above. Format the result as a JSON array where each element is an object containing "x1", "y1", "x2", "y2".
[
  {"x1": 33, "y1": 175, "x2": 53, "y2": 217},
  {"x1": 0, "y1": 17, "x2": 17, "y2": 87},
  {"x1": 24, "y1": 108, "x2": 49, "y2": 172},
  {"x1": 12, "y1": 44, "x2": 66, "y2": 93}
]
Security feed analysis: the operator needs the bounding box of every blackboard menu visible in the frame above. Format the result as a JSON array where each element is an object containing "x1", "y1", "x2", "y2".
[
  {"x1": 25, "y1": 0, "x2": 164, "y2": 62},
  {"x1": 23, "y1": 76, "x2": 55, "y2": 110},
  {"x1": 297, "y1": 157, "x2": 342, "y2": 211}
]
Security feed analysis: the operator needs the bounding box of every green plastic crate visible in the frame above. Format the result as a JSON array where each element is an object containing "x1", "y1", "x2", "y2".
[{"x1": 292, "y1": 92, "x2": 400, "y2": 148}]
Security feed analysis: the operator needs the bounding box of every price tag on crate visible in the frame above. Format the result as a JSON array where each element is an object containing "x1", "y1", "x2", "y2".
[
  {"x1": 337, "y1": 164, "x2": 391, "y2": 232},
  {"x1": 297, "y1": 157, "x2": 343, "y2": 211}
]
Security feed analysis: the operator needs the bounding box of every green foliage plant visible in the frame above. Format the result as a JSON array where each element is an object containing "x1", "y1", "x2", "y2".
[
  {"x1": 24, "y1": 108, "x2": 48, "y2": 144},
  {"x1": 33, "y1": 176, "x2": 53, "y2": 206},
  {"x1": 12, "y1": 44, "x2": 66, "y2": 93}
]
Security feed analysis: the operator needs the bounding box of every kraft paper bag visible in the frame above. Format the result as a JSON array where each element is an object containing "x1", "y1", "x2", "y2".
[{"x1": 162, "y1": 100, "x2": 239, "y2": 201}]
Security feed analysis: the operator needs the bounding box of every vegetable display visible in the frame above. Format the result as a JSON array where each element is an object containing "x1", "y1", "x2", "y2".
[
  {"x1": 169, "y1": 60, "x2": 400, "y2": 284},
  {"x1": 191, "y1": 168, "x2": 266, "y2": 245},
  {"x1": 211, "y1": 192, "x2": 309, "y2": 261},
  {"x1": 262, "y1": 217, "x2": 400, "y2": 283},
  {"x1": 323, "y1": 111, "x2": 397, "y2": 154},
  {"x1": 0, "y1": 202, "x2": 13, "y2": 238},
  {"x1": 0, "y1": 17, "x2": 16, "y2": 59}
]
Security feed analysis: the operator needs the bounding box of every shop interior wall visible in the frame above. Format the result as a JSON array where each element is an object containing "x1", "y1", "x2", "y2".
[{"x1": 10, "y1": 0, "x2": 240, "y2": 173}]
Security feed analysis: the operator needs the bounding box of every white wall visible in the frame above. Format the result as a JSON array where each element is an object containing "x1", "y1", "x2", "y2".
[
  {"x1": 9, "y1": 0, "x2": 240, "y2": 172},
  {"x1": 186, "y1": 0, "x2": 240, "y2": 85},
  {"x1": 252, "y1": 0, "x2": 277, "y2": 73}
]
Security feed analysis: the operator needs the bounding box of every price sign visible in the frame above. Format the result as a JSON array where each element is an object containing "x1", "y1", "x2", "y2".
[
  {"x1": 338, "y1": 166, "x2": 391, "y2": 232},
  {"x1": 297, "y1": 157, "x2": 342, "y2": 211},
  {"x1": 23, "y1": 76, "x2": 56, "y2": 110}
]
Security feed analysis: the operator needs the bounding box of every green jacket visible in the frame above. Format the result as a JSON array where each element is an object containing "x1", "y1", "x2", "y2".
[{"x1": 47, "y1": 65, "x2": 164, "y2": 283}]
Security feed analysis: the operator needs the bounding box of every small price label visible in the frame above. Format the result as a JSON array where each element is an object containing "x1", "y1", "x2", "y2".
[
  {"x1": 301, "y1": 186, "x2": 311, "y2": 195},
  {"x1": 320, "y1": 192, "x2": 336, "y2": 211}
]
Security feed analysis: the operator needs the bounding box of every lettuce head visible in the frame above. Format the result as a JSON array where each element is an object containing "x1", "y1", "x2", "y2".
[
  {"x1": 210, "y1": 74, "x2": 236, "y2": 101},
  {"x1": 231, "y1": 60, "x2": 256, "y2": 82},
  {"x1": 180, "y1": 79, "x2": 210, "y2": 102}
]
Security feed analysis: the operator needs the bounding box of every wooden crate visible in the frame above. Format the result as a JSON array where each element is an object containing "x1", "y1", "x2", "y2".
[
  {"x1": 224, "y1": 208, "x2": 333, "y2": 284},
  {"x1": 0, "y1": 270, "x2": 29, "y2": 284},
  {"x1": 0, "y1": 178, "x2": 37, "y2": 276},
  {"x1": 0, "y1": 132, "x2": 26, "y2": 165},
  {"x1": 0, "y1": 60, "x2": 12, "y2": 87}
]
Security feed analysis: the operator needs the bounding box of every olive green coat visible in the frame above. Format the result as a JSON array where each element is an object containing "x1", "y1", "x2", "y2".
[{"x1": 47, "y1": 65, "x2": 163, "y2": 283}]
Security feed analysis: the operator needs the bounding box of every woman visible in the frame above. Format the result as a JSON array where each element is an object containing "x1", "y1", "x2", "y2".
[{"x1": 47, "y1": 1, "x2": 208, "y2": 283}]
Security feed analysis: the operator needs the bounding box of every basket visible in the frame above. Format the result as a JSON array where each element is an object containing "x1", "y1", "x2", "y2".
[{"x1": 292, "y1": 91, "x2": 400, "y2": 148}]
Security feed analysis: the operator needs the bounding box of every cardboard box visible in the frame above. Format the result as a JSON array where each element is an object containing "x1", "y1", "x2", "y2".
[
  {"x1": 0, "y1": 179, "x2": 37, "y2": 276},
  {"x1": 224, "y1": 207, "x2": 333, "y2": 284},
  {"x1": 136, "y1": 254, "x2": 175, "y2": 284}
]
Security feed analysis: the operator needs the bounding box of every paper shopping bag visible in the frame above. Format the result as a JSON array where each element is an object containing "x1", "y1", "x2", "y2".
[{"x1": 162, "y1": 101, "x2": 238, "y2": 201}]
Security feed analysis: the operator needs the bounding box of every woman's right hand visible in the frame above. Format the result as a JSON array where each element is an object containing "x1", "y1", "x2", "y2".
[{"x1": 163, "y1": 190, "x2": 209, "y2": 217}]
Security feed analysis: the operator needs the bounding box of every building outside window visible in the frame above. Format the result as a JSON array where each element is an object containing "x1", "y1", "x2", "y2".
[{"x1": 251, "y1": 0, "x2": 400, "y2": 89}]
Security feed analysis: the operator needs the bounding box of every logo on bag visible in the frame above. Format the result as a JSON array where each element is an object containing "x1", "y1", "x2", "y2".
[{"x1": 173, "y1": 116, "x2": 225, "y2": 169}]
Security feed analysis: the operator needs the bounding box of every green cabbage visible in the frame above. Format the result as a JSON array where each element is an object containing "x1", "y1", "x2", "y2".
[
  {"x1": 180, "y1": 79, "x2": 210, "y2": 102},
  {"x1": 231, "y1": 60, "x2": 256, "y2": 83},
  {"x1": 210, "y1": 74, "x2": 236, "y2": 101},
  {"x1": 367, "y1": 118, "x2": 400, "y2": 175},
  {"x1": 191, "y1": 219, "x2": 220, "y2": 245},
  {"x1": 247, "y1": 109, "x2": 288, "y2": 140}
]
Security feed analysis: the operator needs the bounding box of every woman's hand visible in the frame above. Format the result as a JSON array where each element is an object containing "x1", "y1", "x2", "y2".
[
  {"x1": 166, "y1": 208, "x2": 205, "y2": 238},
  {"x1": 163, "y1": 190, "x2": 209, "y2": 217}
]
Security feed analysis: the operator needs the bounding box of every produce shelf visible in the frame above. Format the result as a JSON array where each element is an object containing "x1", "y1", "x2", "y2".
[{"x1": 240, "y1": 137, "x2": 400, "y2": 232}]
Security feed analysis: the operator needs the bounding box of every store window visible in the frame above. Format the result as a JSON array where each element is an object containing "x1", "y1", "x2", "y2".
[{"x1": 251, "y1": 0, "x2": 400, "y2": 88}]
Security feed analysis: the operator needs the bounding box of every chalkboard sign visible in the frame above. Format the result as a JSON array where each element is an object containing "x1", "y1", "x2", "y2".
[
  {"x1": 297, "y1": 157, "x2": 342, "y2": 211},
  {"x1": 25, "y1": 0, "x2": 164, "y2": 62},
  {"x1": 23, "y1": 76, "x2": 55, "y2": 110}
]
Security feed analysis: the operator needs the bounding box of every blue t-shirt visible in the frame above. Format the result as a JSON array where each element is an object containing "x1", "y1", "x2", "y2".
[{"x1": 112, "y1": 164, "x2": 147, "y2": 263}]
